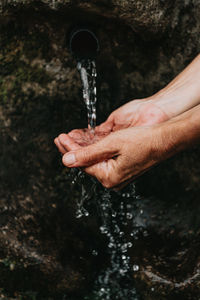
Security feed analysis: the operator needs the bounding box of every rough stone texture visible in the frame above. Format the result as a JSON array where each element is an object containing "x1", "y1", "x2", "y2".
[
  {"x1": 0, "y1": 0, "x2": 200, "y2": 299},
  {"x1": 0, "y1": 0, "x2": 179, "y2": 35}
]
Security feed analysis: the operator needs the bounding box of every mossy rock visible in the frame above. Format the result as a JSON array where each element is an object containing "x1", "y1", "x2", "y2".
[{"x1": 0, "y1": 1, "x2": 200, "y2": 299}]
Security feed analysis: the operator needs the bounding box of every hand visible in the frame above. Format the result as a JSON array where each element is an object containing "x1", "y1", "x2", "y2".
[
  {"x1": 54, "y1": 98, "x2": 170, "y2": 189},
  {"x1": 55, "y1": 105, "x2": 200, "y2": 189},
  {"x1": 56, "y1": 124, "x2": 169, "y2": 189},
  {"x1": 54, "y1": 55, "x2": 200, "y2": 189},
  {"x1": 96, "y1": 54, "x2": 200, "y2": 135},
  {"x1": 54, "y1": 128, "x2": 109, "y2": 154},
  {"x1": 58, "y1": 52, "x2": 200, "y2": 148},
  {"x1": 95, "y1": 98, "x2": 169, "y2": 134},
  {"x1": 54, "y1": 98, "x2": 169, "y2": 155}
]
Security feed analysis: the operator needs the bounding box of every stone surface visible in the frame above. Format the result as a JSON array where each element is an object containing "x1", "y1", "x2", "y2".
[
  {"x1": 0, "y1": 0, "x2": 200, "y2": 299},
  {"x1": 0, "y1": 0, "x2": 177, "y2": 35}
]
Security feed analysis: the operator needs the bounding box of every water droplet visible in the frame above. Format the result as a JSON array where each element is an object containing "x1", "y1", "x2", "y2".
[
  {"x1": 114, "y1": 225, "x2": 120, "y2": 233},
  {"x1": 126, "y1": 213, "x2": 133, "y2": 219},
  {"x1": 122, "y1": 221, "x2": 128, "y2": 226},
  {"x1": 92, "y1": 250, "x2": 98, "y2": 256},
  {"x1": 76, "y1": 210, "x2": 83, "y2": 219},
  {"x1": 100, "y1": 226, "x2": 108, "y2": 234},
  {"x1": 121, "y1": 244, "x2": 128, "y2": 253},
  {"x1": 119, "y1": 268, "x2": 127, "y2": 275},
  {"x1": 10, "y1": 263, "x2": 15, "y2": 271},
  {"x1": 84, "y1": 210, "x2": 89, "y2": 217},
  {"x1": 133, "y1": 264, "x2": 139, "y2": 272},
  {"x1": 108, "y1": 243, "x2": 115, "y2": 248},
  {"x1": 112, "y1": 211, "x2": 117, "y2": 218}
]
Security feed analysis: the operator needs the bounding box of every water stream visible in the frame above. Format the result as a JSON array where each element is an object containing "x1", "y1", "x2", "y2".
[
  {"x1": 69, "y1": 58, "x2": 142, "y2": 299},
  {"x1": 69, "y1": 170, "x2": 142, "y2": 300},
  {"x1": 77, "y1": 59, "x2": 97, "y2": 131}
]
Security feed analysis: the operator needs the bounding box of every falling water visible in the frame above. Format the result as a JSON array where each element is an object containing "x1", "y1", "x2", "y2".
[
  {"x1": 93, "y1": 186, "x2": 141, "y2": 300},
  {"x1": 69, "y1": 169, "x2": 142, "y2": 300},
  {"x1": 68, "y1": 57, "x2": 141, "y2": 299},
  {"x1": 77, "y1": 59, "x2": 97, "y2": 132}
]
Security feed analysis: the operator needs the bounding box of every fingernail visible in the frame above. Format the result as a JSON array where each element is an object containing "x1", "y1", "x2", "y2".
[{"x1": 63, "y1": 153, "x2": 76, "y2": 166}]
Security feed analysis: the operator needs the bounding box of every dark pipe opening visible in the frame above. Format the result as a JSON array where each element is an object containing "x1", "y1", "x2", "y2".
[{"x1": 69, "y1": 28, "x2": 99, "y2": 59}]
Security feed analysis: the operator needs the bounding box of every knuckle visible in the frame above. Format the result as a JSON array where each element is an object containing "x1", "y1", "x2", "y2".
[
  {"x1": 80, "y1": 147, "x2": 96, "y2": 164},
  {"x1": 79, "y1": 150, "x2": 90, "y2": 164},
  {"x1": 70, "y1": 129, "x2": 78, "y2": 134},
  {"x1": 58, "y1": 133, "x2": 66, "y2": 140},
  {"x1": 80, "y1": 153, "x2": 97, "y2": 168},
  {"x1": 69, "y1": 129, "x2": 79, "y2": 136}
]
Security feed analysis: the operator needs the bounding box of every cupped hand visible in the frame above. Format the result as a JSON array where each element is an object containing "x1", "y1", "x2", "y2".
[
  {"x1": 55, "y1": 98, "x2": 169, "y2": 155},
  {"x1": 96, "y1": 98, "x2": 169, "y2": 134},
  {"x1": 54, "y1": 98, "x2": 170, "y2": 189},
  {"x1": 55, "y1": 124, "x2": 168, "y2": 189},
  {"x1": 54, "y1": 128, "x2": 108, "y2": 154}
]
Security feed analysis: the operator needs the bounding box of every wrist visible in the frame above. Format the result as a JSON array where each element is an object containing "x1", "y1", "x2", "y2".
[
  {"x1": 152, "y1": 116, "x2": 188, "y2": 163},
  {"x1": 149, "y1": 88, "x2": 182, "y2": 119},
  {"x1": 149, "y1": 56, "x2": 200, "y2": 119},
  {"x1": 154, "y1": 105, "x2": 200, "y2": 162}
]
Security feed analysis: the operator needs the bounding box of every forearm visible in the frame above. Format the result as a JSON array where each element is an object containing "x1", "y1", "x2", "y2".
[
  {"x1": 157, "y1": 105, "x2": 200, "y2": 160},
  {"x1": 151, "y1": 54, "x2": 200, "y2": 118}
]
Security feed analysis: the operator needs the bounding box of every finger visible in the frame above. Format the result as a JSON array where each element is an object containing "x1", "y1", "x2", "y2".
[
  {"x1": 68, "y1": 129, "x2": 86, "y2": 140},
  {"x1": 95, "y1": 115, "x2": 114, "y2": 133},
  {"x1": 113, "y1": 123, "x2": 130, "y2": 131},
  {"x1": 69, "y1": 130, "x2": 88, "y2": 146},
  {"x1": 62, "y1": 134, "x2": 120, "y2": 168},
  {"x1": 54, "y1": 137, "x2": 67, "y2": 154},
  {"x1": 58, "y1": 133, "x2": 82, "y2": 151},
  {"x1": 95, "y1": 122, "x2": 113, "y2": 133},
  {"x1": 69, "y1": 129, "x2": 96, "y2": 146}
]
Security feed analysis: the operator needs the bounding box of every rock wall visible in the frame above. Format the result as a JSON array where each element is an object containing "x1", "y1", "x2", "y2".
[{"x1": 0, "y1": 0, "x2": 200, "y2": 299}]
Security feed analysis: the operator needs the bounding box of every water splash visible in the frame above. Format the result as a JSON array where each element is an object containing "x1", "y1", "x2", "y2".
[
  {"x1": 71, "y1": 52, "x2": 141, "y2": 299},
  {"x1": 77, "y1": 59, "x2": 97, "y2": 132},
  {"x1": 69, "y1": 168, "x2": 141, "y2": 300},
  {"x1": 68, "y1": 168, "x2": 94, "y2": 219},
  {"x1": 93, "y1": 186, "x2": 141, "y2": 300}
]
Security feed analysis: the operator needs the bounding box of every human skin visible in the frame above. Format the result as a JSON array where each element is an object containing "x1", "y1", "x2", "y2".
[
  {"x1": 56, "y1": 105, "x2": 200, "y2": 189},
  {"x1": 54, "y1": 55, "x2": 200, "y2": 188}
]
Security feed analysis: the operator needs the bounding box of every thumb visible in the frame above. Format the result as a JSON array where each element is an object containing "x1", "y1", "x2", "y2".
[
  {"x1": 95, "y1": 115, "x2": 114, "y2": 134},
  {"x1": 62, "y1": 135, "x2": 119, "y2": 168}
]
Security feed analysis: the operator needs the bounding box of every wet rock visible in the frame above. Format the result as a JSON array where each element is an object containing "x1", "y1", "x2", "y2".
[{"x1": 0, "y1": 0, "x2": 200, "y2": 299}]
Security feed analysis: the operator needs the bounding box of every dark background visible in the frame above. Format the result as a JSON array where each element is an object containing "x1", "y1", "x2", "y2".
[{"x1": 0, "y1": 1, "x2": 200, "y2": 299}]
